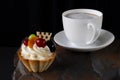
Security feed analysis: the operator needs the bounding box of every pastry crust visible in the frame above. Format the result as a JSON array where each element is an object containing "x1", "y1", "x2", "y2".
[{"x1": 17, "y1": 49, "x2": 56, "y2": 72}]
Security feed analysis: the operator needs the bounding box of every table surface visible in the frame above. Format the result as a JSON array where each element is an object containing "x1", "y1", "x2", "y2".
[{"x1": 1, "y1": 39, "x2": 120, "y2": 80}]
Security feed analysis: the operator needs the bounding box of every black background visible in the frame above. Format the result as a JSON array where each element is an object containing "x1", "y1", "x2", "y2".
[{"x1": 1, "y1": 0, "x2": 120, "y2": 47}]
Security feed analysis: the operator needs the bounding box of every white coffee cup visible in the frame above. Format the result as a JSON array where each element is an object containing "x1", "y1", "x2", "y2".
[{"x1": 62, "y1": 9, "x2": 103, "y2": 46}]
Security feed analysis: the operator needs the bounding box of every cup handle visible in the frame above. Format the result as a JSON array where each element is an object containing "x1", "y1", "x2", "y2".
[{"x1": 86, "y1": 23, "x2": 96, "y2": 44}]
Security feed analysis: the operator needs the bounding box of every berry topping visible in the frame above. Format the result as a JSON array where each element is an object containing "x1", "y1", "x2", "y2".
[
  {"x1": 28, "y1": 36, "x2": 38, "y2": 48},
  {"x1": 23, "y1": 38, "x2": 28, "y2": 46},
  {"x1": 46, "y1": 40, "x2": 56, "y2": 52},
  {"x1": 36, "y1": 38, "x2": 46, "y2": 47},
  {"x1": 28, "y1": 34, "x2": 36, "y2": 39}
]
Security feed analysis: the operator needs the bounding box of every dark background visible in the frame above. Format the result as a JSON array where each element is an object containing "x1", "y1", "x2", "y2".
[{"x1": 1, "y1": 0, "x2": 120, "y2": 47}]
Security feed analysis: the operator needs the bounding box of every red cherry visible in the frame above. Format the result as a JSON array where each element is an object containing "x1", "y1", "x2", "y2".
[
  {"x1": 36, "y1": 38, "x2": 46, "y2": 47},
  {"x1": 23, "y1": 38, "x2": 28, "y2": 46}
]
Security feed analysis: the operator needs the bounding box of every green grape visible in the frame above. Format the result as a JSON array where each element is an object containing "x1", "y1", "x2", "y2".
[{"x1": 28, "y1": 34, "x2": 36, "y2": 39}]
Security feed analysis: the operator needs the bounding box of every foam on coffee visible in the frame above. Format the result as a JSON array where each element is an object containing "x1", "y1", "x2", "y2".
[{"x1": 65, "y1": 12, "x2": 98, "y2": 19}]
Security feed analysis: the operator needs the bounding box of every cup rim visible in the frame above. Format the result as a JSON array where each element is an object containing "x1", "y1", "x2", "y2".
[{"x1": 62, "y1": 8, "x2": 103, "y2": 19}]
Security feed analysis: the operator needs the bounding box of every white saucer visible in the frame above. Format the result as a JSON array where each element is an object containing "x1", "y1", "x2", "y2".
[{"x1": 54, "y1": 29, "x2": 115, "y2": 52}]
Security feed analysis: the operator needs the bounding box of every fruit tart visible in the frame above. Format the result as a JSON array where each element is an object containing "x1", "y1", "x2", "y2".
[{"x1": 17, "y1": 32, "x2": 56, "y2": 72}]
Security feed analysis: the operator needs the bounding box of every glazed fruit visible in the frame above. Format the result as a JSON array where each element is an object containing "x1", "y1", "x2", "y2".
[
  {"x1": 28, "y1": 36, "x2": 38, "y2": 48},
  {"x1": 36, "y1": 38, "x2": 46, "y2": 48},
  {"x1": 28, "y1": 34, "x2": 36, "y2": 39},
  {"x1": 23, "y1": 38, "x2": 28, "y2": 46},
  {"x1": 46, "y1": 40, "x2": 56, "y2": 52},
  {"x1": 23, "y1": 33, "x2": 55, "y2": 49}
]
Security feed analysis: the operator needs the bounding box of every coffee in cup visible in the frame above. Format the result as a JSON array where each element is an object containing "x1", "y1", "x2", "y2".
[{"x1": 62, "y1": 9, "x2": 103, "y2": 46}]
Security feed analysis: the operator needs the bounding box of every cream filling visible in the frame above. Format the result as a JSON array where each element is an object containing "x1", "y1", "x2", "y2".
[{"x1": 21, "y1": 44, "x2": 52, "y2": 60}]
